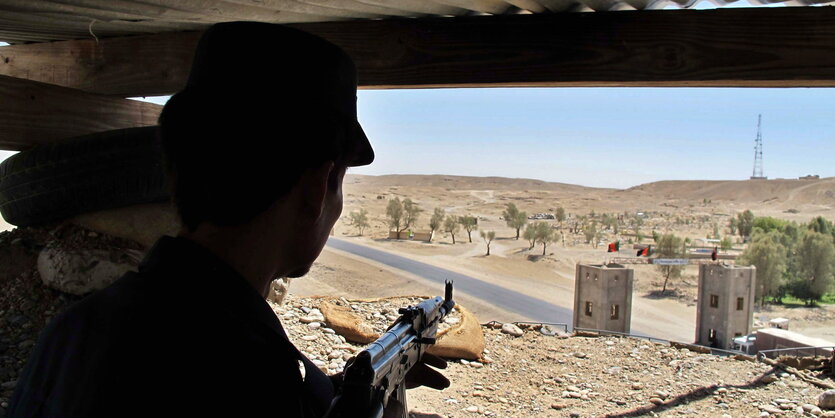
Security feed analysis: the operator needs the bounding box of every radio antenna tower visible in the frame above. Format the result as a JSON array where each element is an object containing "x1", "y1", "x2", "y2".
[{"x1": 751, "y1": 114, "x2": 766, "y2": 180}]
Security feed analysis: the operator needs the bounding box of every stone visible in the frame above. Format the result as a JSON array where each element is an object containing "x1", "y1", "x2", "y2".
[
  {"x1": 821, "y1": 411, "x2": 835, "y2": 417},
  {"x1": 301, "y1": 335, "x2": 317, "y2": 341},
  {"x1": 573, "y1": 352, "x2": 587, "y2": 359},
  {"x1": 631, "y1": 382, "x2": 644, "y2": 390},
  {"x1": 759, "y1": 405, "x2": 783, "y2": 414},
  {"x1": 38, "y1": 246, "x2": 142, "y2": 295},
  {"x1": 551, "y1": 403, "x2": 567, "y2": 410},
  {"x1": 653, "y1": 390, "x2": 669, "y2": 399},
  {"x1": 308, "y1": 322, "x2": 321, "y2": 329},
  {"x1": 469, "y1": 361, "x2": 483, "y2": 369},
  {"x1": 607, "y1": 366, "x2": 622, "y2": 375},
  {"x1": 819, "y1": 390, "x2": 835, "y2": 410},
  {"x1": 500, "y1": 323, "x2": 523, "y2": 337},
  {"x1": 539, "y1": 325, "x2": 559, "y2": 336},
  {"x1": 761, "y1": 374, "x2": 779, "y2": 384},
  {"x1": 649, "y1": 398, "x2": 664, "y2": 405},
  {"x1": 465, "y1": 406, "x2": 479, "y2": 413}
]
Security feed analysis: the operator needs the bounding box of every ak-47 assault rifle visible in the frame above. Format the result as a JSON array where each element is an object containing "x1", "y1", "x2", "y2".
[{"x1": 326, "y1": 281, "x2": 455, "y2": 418}]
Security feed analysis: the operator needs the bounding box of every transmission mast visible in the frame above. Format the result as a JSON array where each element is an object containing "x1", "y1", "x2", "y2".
[{"x1": 751, "y1": 114, "x2": 766, "y2": 180}]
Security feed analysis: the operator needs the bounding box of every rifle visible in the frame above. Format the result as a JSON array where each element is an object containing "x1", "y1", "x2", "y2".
[{"x1": 326, "y1": 281, "x2": 455, "y2": 418}]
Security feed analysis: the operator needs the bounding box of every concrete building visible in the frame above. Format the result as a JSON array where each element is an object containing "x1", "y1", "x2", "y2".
[
  {"x1": 695, "y1": 264, "x2": 756, "y2": 349},
  {"x1": 573, "y1": 263, "x2": 633, "y2": 333}
]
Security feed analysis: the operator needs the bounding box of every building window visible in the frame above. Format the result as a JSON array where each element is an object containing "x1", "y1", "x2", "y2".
[
  {"x1": 710, "y1": 294, "x2": 719, "y2": 308},
  {"x1": 737, "y1": 297, "x2": 744, "y2": 311},
  {"x1": 614, "y1": 275, "x2": 619, "y2": 281},
  {"x1": 734, "y1": 332, "x2": 742, "y2": 337},
  {"x1": 708, "y1": 329, "x2": 716, "y2": 342},
  {"x1": 585, "y1": 301, "x2": 593, "y2": 317},
  {"x1": 586, "y1": 272, "x2": 590, "y2": 280},
  {"x1": 594, "y1": 274, "x2": 598, "y2": 281},
  {"x1": 610, "y1": 304, "x2": 619, "y2": 320}
]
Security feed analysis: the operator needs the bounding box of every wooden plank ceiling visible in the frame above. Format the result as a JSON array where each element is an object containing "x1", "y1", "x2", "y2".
[{"x1": 0, "y1": 0, "x2": 831, "y2": 44}]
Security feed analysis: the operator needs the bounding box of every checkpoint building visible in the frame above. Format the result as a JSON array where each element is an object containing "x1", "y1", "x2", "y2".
[
  {"x1": 695, "y1": 264, "x2": 756, "y2": 349},
  {"x1": 573, "y1": 263, "x2": 633, "y2": 333}
]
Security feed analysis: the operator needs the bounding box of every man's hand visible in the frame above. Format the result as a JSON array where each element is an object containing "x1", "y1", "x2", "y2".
[{"x1": 405, "y1": 353, "x2": 448, "y2": 390}]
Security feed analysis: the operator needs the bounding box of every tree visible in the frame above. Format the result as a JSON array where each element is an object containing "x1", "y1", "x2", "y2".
[
  {"x1": 555, "y1": 207, "x2": 566, "y2": 226},
  {"x1": 753, "y1": 217, "x2": 787, "y2": 234},
  {"x1": 502, "y1": 203, "x2": 528, "y2": 240},
  {"x1": 737, "y1": 210, "x2": 755, "y2": 241},
  {"x1": 792, "y1": 231, "x2": 835, "y2": 305},
  {"x1": 386, "y1": 198, "x2": 405, "y2": 239},
  {"x1": 480, "y1": 230, "x2": 496, "y2": 256},
  {"x1": 584, "y1": 222, "x2": 597, "y2": 246},
  {"x1": 443, "y1": 216, "x2": 460, "y2": 244},
  {"x1": 348, "y1": 208, "x2": 370, "y2": 236},
  {"x1": 533, "y1": 222, "x2": 556, "y2": 256},
  {"x1": 403, "y1": 199, "x2": 422, "y2": 233},
  {"x1": 720, "y1": 236, "x2": 733, "y2": 251},
  {"x1": 729, "y1": 217, "x2": 738, "y2": 236},
  {"x1": 808, "y1": 216, "x2": 833, "y2": 235},
  {"x1": 460, "y1": 216, "x2": 478, "y2": 243},
  {"x1": 429, "y1": 207, "x2": 445, "y2": 242},
  {"x1": 523, "y1": 224, "x2": 537, "y2": 249},
  {"x1": 655, "y1": 233, "x2": 684, "y2": 293},
  {"x1": 739, "y1": 232, "x2": 787, "y2": 305}
]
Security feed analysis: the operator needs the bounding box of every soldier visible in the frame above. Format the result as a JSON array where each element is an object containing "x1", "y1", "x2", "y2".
[{"x1": 9, "y1": 22, "x2": 446, "y2": 418}]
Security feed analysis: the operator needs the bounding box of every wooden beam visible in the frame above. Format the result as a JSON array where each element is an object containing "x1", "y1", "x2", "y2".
[
  {"x1": 2, "y1": 7, "x2": 835, "y2": 95},
  {"x1": 0, "y1": 74, "x2": 160, "y2": 150}
]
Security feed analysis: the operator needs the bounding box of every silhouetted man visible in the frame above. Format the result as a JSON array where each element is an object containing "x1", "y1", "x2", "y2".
[{"x1": 9, "y1": 22, "x2": 445, "y2": 418}]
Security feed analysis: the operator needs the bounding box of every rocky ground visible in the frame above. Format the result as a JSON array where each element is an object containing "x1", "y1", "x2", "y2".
[{"x1": 277, "y1": 294, "x2": 835, "y2": 418}]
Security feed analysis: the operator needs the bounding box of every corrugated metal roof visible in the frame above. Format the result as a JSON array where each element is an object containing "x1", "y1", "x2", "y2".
[{"x1": 0, "y1": 0, "x2": 830, "y2": 44}]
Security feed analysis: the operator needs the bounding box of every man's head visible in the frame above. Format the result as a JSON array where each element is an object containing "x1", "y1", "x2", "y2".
[{"x1": 158, "y1": 22, "x2": 373, "y2": 276}]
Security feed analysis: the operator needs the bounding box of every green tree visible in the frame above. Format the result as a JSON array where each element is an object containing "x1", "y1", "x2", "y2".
[
  {"x1": 737, "y1": 210, "x2": 755, "y2": 241},
  {"x1": 502, "y1": 203, "x2": 528, "y2": 240},
  {"x1": 720, "y1": 236, "x2": 733, "y2": 251},
  {"x1": 443, "y1": 216, "x2": 460, "y2": 244},
  {"x1": 584, "y1": 222, "x2": 598, "y2": 246},
  {"x1": 533, "y1": 222, "x2": 556, "y2": 256},
  {"x1": 808, "y1": 216, "x2": 833, "y2": 235},
  {"x1": 753, "y1": 217, "x2": 787, "y2": 234},
  {"x1": 460, "y1": 216, "x2": 478, "y2": 243},
  {"x1": 739, "y1": 231, "x2": 787, "y2": 305},
  {"x1": 480, "y1": 230, "x2": 496, "y2": 256},
  {"x1": 792, "y1": 231, "x2": 835, "y2": 305},
  {"x1": 729, "y1": 217, "x2": 738, "y2": 236},
  {"x1": 429, "y1": 208, "x2": 445, "y2": 242},
  {"x1": 403, "y1": 199, "x2": 422, "y2": 233},
  {"x1": 655, "y1": 233, "x2": 684, "y2": 293},
  {"x1": 555, "y1": 207, "x2": 566, "y2": 226},
  {"x1": 523, "y1": 224, "x2": 537, "y2": 250},
  {"x1": 348, "y1": 208, "x2": 370, "y2": 236},
  {"x1": 386, "y1": 198, "x2": 405, "y2": 239}
]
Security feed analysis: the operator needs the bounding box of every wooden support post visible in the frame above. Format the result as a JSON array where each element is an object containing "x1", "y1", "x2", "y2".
[
  {"x1": 0, "y1": 74, "x2": 161, "y2": 150},
  {"x1": 1, "y1": 7, "x2": 835, "y2": 96}
]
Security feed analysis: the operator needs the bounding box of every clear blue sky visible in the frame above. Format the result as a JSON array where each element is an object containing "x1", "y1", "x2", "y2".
[
  {"x1": 347, "y1": 87, "x2": 835, "y2": 188},
  {"x1": 1, "y1": 87, "x2": 832, "y2": 189}
]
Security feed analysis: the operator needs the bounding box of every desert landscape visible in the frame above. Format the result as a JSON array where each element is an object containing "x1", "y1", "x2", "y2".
[{"x1": 291, "y1": 174, "x2": 835, "y2": 343}]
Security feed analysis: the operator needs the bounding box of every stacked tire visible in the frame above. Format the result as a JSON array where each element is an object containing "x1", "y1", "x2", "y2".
[{"x1": 0, "y1": 127, "x2": 170, "y2": 227}]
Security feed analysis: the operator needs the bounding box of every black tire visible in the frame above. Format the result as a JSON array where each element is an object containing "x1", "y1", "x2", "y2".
[{"x1": 0, "y1": 127, "x2": 170, "y2": 227}]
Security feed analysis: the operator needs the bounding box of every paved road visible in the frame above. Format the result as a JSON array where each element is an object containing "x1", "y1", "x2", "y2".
[{"x1": 327, "y1": 237, "x2": 574, "y2": 328}]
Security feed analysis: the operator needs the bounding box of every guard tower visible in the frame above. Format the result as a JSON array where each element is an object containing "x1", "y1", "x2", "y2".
[
  {"x1": 696, "y1": 264, "x2": 756, "y2": 349},
  {"x1": 573, "y1": 263, "x2": 633, "y2": 333}
]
